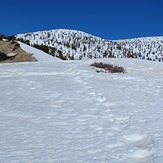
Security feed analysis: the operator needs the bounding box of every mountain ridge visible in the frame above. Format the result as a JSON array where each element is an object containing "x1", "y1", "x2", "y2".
[{"x1": 15, "y1": 29, "x2": 163, "y2": 62}]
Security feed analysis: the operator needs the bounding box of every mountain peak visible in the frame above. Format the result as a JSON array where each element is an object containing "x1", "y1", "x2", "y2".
[{"x1": 16, "y1": 29, "x2": 163, "y2": 62}]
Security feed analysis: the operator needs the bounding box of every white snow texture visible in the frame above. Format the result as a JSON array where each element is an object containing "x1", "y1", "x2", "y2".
[{"x1": 0, "y1": 52, "x2": 163, "y2": 163}]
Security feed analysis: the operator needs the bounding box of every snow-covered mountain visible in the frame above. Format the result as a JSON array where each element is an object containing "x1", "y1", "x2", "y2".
[
  {"x1": 2, "y1": 29, "x2": 163, "y2": 163},
  {"x1": 16, "y1": 29, "x2": 163, "y2": 62}
]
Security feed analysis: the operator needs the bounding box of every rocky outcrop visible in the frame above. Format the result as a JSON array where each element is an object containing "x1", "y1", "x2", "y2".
[{"x1": 0, "y1": 40, "x2": 37, "y2": 63}]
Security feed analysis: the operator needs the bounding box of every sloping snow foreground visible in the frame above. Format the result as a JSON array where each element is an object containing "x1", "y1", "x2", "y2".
[
  {"x1": 18, "y1": 41, "x2": 61, "y2": 62},
  {"x1": 0, "y1": 58, "x2": 163, "y2": 163}
]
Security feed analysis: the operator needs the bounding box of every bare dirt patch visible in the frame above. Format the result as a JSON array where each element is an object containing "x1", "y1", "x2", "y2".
[{"x1": 0, "y1": 40, "x2": 37, "y2": 63}]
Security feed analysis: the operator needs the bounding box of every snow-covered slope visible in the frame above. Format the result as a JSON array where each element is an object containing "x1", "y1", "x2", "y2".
[
  {"x1": 16, "y1": 29, "x2": 163, "y2": 62},
  {"x1": 0, "y1": 58, "x2": 163, "y2": 162},
  {"x1": 18, "y1": 41, "x2": 61, "y2": 62}
]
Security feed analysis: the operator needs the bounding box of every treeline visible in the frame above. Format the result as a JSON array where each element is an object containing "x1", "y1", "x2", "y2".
[
  {"x1": 17, "y1": 38, "x2": 70, "y2": 60},
  {"x1": 0, "y1": 34, "x2": 16, "y2": 41},
  {"x1": 15, "y1": 30, "x2": 163, "y2": 62},
  {"x1": 16, "y1": 38, "x2": 30, "y2": 45}
]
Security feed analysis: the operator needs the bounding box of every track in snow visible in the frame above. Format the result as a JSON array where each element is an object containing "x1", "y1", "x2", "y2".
[
  {"x1": 67, "y1": 62, "x2": 157, "y2": 162},
  {"x1": 0, "y1": 58, "x2": 163, "y2": 163}
]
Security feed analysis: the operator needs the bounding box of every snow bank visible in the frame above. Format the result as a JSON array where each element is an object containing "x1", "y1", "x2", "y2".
[{"x1": 18, "y1": 41, "x2": 61, "y2": 62}]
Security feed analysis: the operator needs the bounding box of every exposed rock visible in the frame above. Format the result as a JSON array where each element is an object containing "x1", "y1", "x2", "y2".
[{"x1": 0, "y1": 40, "x2": 37, "y2": 63}]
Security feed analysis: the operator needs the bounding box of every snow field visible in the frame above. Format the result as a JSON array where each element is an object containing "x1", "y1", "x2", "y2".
[
  {"x1": 66, "y1": 59, "x2": 161, "y2": 162},
  {"x1": 0, "y1": 58, "x2": 163, "y2": 162}
]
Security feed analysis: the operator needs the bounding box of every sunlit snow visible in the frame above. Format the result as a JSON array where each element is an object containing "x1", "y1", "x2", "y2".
[
  {"x1": 16, "y1": 29, "x2": 163, "y2": 61},
  {"x1": 0, "y1": 45, "x2": 163, "y2": 162}
]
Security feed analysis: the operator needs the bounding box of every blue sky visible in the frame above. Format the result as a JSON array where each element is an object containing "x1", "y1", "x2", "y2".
[{"x1": 1, "y1": 0, "x2": 163, "y2": 39}]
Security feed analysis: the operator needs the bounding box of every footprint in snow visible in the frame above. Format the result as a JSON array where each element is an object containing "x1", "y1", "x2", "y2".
[
  {"x1": 102, "y1": 101, "x2": 116, "y2": 107},
  {"x1": 74, "y1": 75, "x2": 86, "y2": 82},
  {"x1": 124, "y1": 133, "x2": 156, "y2": 162},
  {"x1": 74, "y1": 76, "x2": 83, "y2": 83},
  {"x1": 123, "y1": 133, "x2": 153, "y2": 148},
  {"x1": 96, "y1": 96, "x2": 107, "y2": 103},
  {"x1": 87, "y1": 90, "x2": 96, "y2": 96},
  {"x1": 127, "y1": 149, "x2": 155, "y2": 163},
  {"x1": 114, "y1": 116, "x2": 129, "y2": 125}
]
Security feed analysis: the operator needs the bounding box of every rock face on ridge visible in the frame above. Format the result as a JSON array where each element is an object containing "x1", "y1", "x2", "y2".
[{"x1": 0, "y1": 40, "x2": 36, "y2": 63}]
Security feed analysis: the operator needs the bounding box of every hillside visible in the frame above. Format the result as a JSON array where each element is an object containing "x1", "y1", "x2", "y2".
[
  {"x1": 16, "y1": 29, "x2": 163, "y2": 62},
  {"x1": 0, "y1": 58, "x2": 163, "y2": 162},
  {"x1": 0, "y1": 33, "x2": 61, "y2": 63}
]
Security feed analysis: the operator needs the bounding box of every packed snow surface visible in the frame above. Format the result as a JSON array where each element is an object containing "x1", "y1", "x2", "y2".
[
  {"x1": 0, "y1": 58, "x2": 163, "y2": 163},
  {"x1": 18, "y1": 41, "x2": 61, "y2": 62}
]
